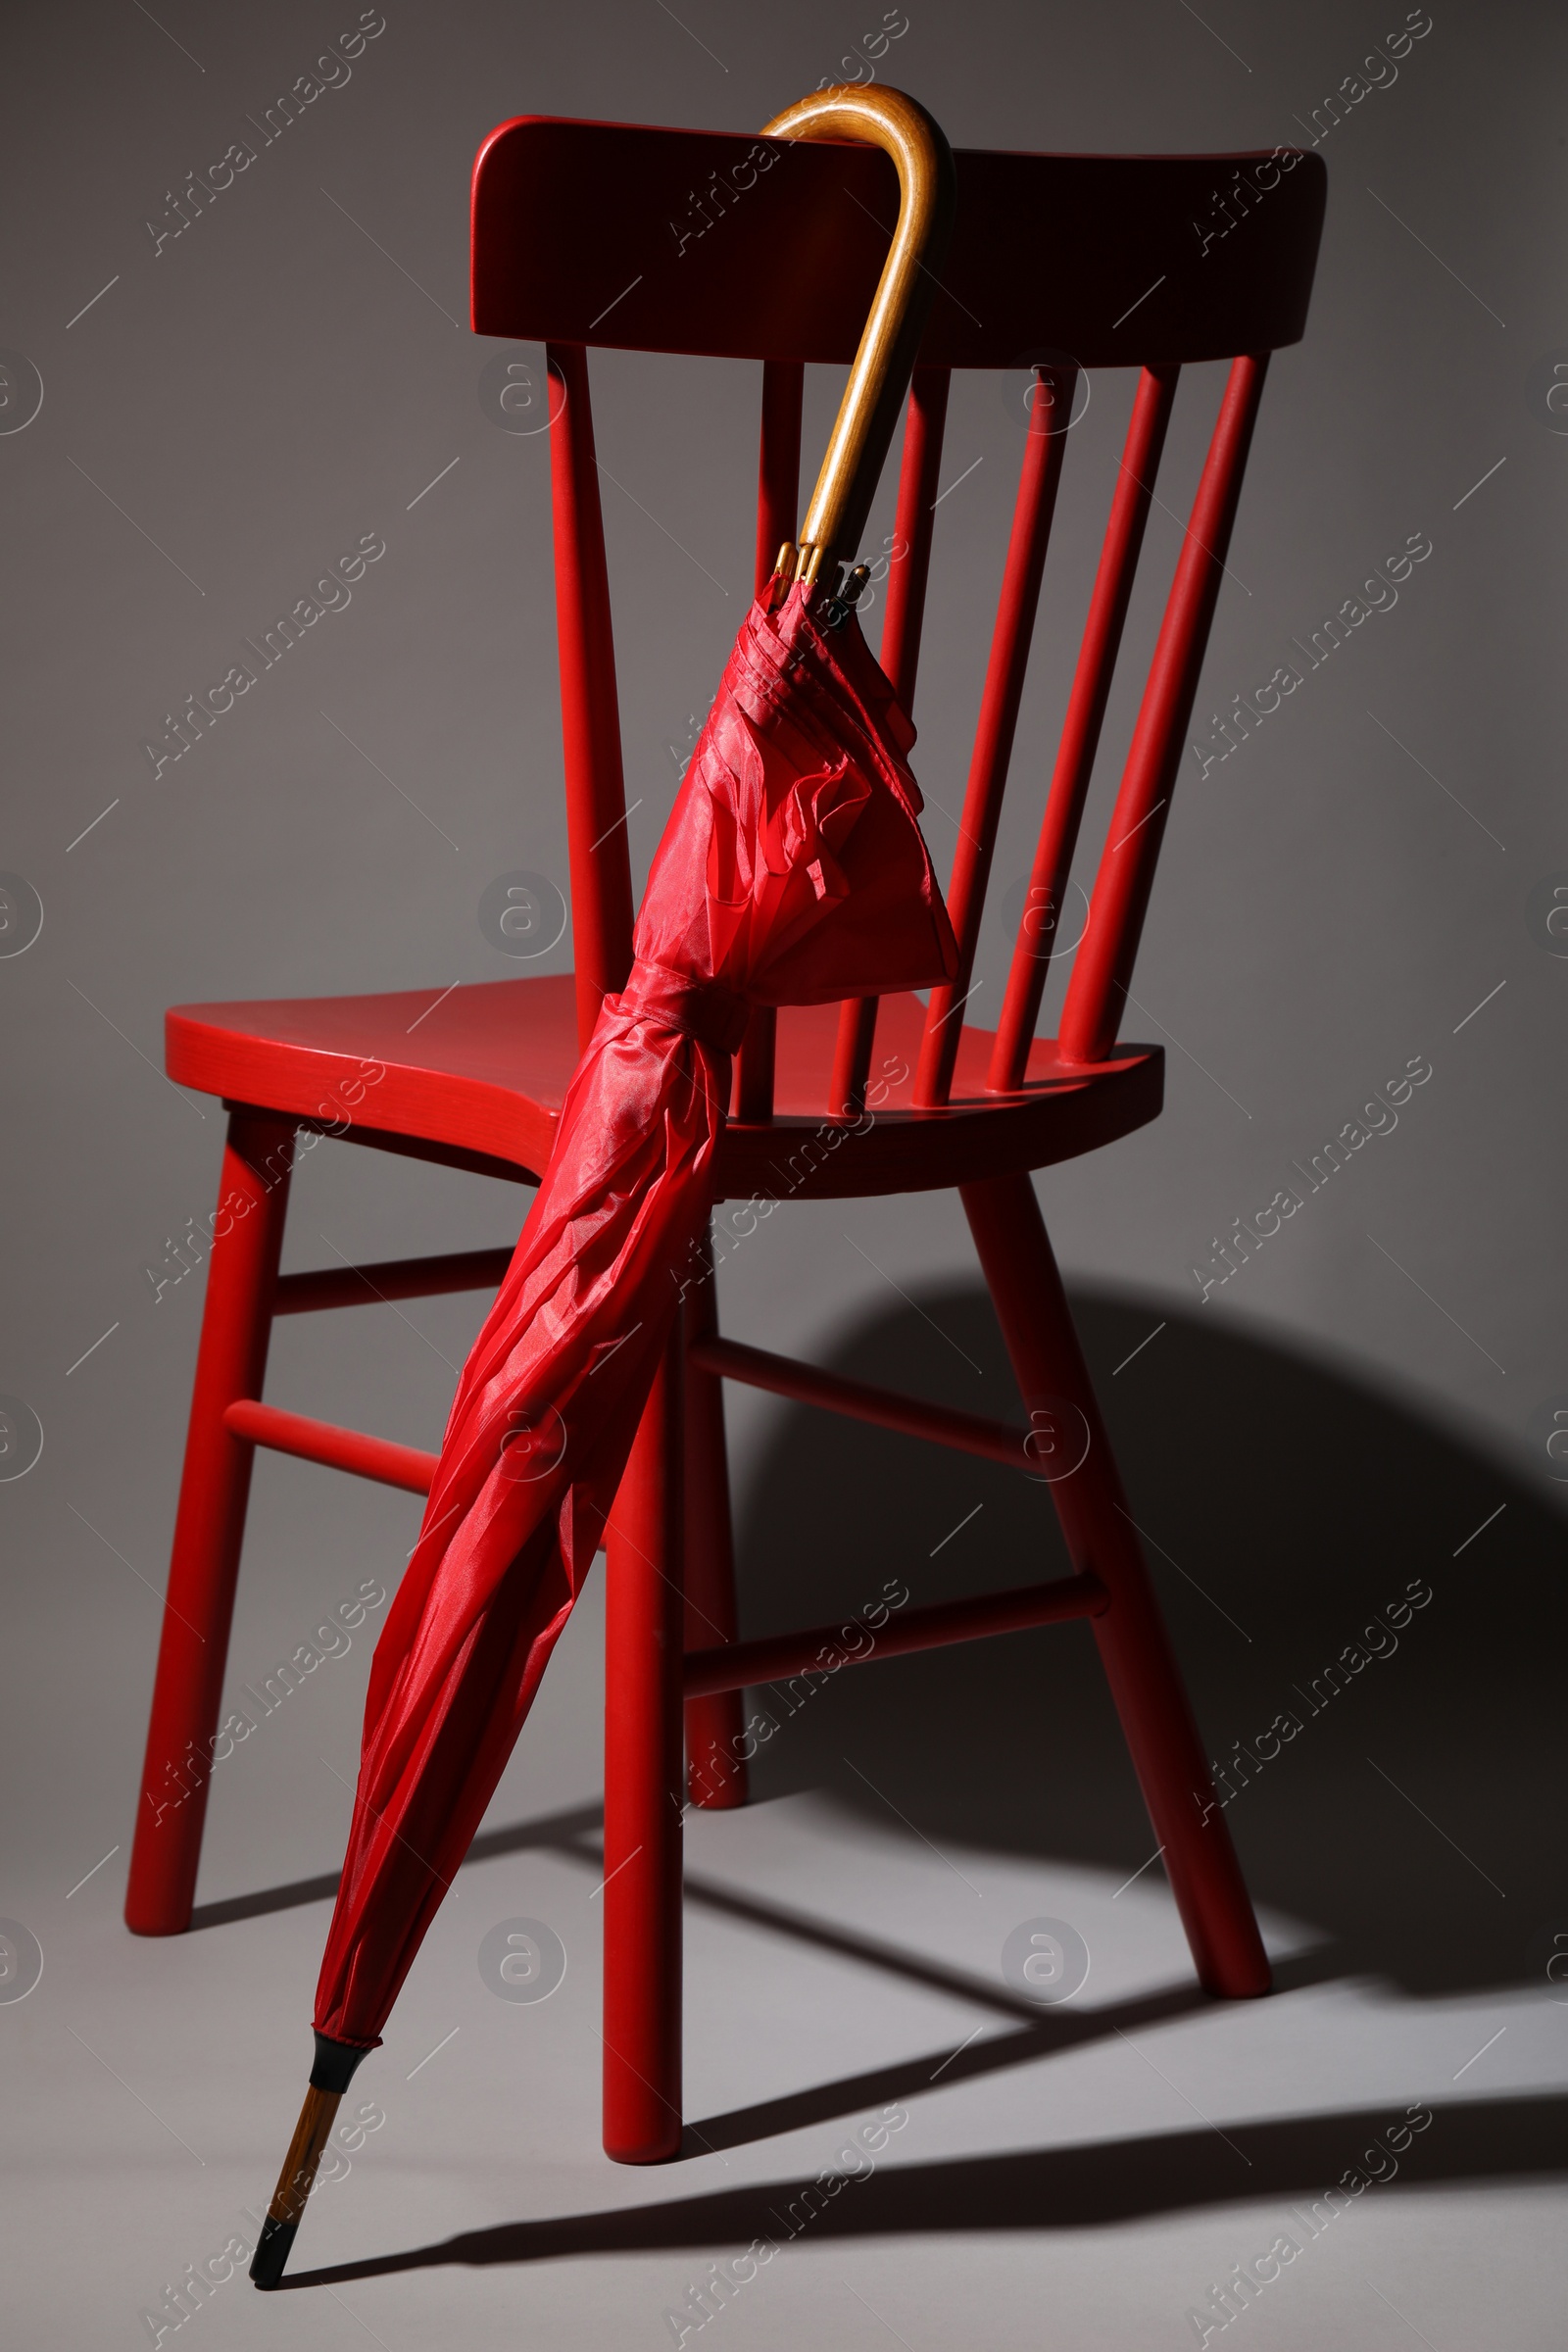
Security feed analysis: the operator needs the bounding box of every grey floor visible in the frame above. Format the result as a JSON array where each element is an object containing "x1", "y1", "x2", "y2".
[{"x1": 5, "y1": 1283, "x2": 1564, "y2": 2348}]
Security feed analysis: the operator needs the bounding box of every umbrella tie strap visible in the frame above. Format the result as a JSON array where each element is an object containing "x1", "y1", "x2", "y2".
[{"x1": 612, "y1": 960, "x2": 752, "y2": 1056}]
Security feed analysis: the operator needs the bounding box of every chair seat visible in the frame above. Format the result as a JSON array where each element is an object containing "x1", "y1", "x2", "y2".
[{"x1": 167, "y1": 974, "x2": 1162, "y2": 1200}]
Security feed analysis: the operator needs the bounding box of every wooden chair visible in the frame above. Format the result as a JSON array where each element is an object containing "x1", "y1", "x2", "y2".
[{"x1": 125, "y1": 109, "x2": 1326, "y2": 2166}]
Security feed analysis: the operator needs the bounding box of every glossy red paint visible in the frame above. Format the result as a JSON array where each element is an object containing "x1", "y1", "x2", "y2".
[{"x1": 129, "y1": 117, "x2": 1322, "y2": 2157}]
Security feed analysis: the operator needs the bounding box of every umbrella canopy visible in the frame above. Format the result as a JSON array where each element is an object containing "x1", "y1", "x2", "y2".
[
  {"x1": 251, "y1": 81, "x2": 957, "y2": 2288},
  {"x1": 315, "y1": 576, "x2": 956, "y2": 2051}
]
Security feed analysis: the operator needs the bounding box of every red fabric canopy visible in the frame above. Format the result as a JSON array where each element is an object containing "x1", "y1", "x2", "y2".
[{"x1": 312, "y1": 578, "x2": 956, "y2": 2048}]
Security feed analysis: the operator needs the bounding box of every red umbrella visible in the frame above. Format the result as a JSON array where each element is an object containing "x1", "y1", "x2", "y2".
[{"x1": 251, "y1": 82, "x2": 956, "y2": 2288}]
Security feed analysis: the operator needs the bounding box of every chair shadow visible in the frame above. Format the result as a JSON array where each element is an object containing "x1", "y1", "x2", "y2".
[
  {"x1": 226, "y1": 1284, "x2": 1568, "y2": 2278},
  {"x1": 200, "y1": 1286, "x2": 1563, "y2": 2011},
  {"x1": 724, "y1": 1281, "x2": 1568, "y2": 2003},
  {"x1": 676, "y1": 1965, "x2": 1276, "y2": 2156},
  {"x1": 281, "y1": 2088, "x2": 1568, "y2": 2285},
  {"x1": 186, "y1": 1802, "x2": 607, "y2": 1931}
]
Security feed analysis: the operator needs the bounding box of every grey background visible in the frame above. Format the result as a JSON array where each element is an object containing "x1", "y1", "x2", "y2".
[{"x1": 3, "y1": 1, "x2": 1565, "y2": 2345}]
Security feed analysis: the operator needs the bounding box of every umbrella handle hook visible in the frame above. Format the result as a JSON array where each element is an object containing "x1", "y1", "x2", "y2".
[{"x1": 760, "y1": 84, "x2": 956, "y2": 594}]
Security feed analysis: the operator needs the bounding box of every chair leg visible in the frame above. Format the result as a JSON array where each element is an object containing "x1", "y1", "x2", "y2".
[
  {"x1": 124, "y1": 1112, "x2": 297, "y2": 1936},
  {"x1": 960, "y1": 1170, "x2": 1270, "y2": 1999},
  {"x1": 603, "y1": 1323, "x2": 685, "y2": 2161},
  {"x1": 681, "y1": 1228, "x2": 749, "y2": 1810}
]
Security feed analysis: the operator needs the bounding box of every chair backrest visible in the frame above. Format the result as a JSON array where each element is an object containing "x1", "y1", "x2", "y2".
[{"x1": 471, "y1": 114, "x2": 1326, "y2": 1107}]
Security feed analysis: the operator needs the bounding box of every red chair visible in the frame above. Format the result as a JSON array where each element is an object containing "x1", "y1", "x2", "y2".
[{"x1": 126, "y1": 111, "x2": 1325, "y2": 2164}]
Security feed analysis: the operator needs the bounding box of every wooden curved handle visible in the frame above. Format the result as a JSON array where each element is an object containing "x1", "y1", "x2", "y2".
[{"x1": 760, "y1": 84, "x2": 956, "y2": 584}]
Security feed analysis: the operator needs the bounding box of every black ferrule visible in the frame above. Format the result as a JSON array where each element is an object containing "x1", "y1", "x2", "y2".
[
  {"x1": 249, "y1": 2214, "x2": 297, "y2": 2290},
  {"x1": 309, "y1": 2031, "x2": 373, "y2": 2094}
]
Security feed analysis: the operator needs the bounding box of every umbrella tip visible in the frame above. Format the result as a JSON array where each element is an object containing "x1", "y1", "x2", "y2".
[
  {"x1": 249, "y1": 2041, "x2": 373, "y2": 2291},
  {"x1": 249, "y1": 2213, "x2": 298, "y2": 2290}
]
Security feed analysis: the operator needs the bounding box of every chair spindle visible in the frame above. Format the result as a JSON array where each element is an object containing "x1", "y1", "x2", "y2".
[
  {"x1": 988, "y1": 363, "x2": 1180, "y2": 1092},
  {"x1": 913, "y1": 363, "x2": 1076, "y2": 1108},
  {"x1": 1057, "y1": 353, "x2": 1269, "y2": 1067}
]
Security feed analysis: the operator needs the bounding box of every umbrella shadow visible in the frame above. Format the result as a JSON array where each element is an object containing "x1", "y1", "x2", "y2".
[
  {"x1": 280, "y1": 2088, "x2": 1568, "y2": 2285},
  {"x1": 726, "y1": 1282, "x2": 1568, "y2": 2002}
]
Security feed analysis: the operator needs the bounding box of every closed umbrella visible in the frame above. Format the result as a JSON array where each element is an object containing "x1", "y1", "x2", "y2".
[{"x1": 252, "y1": 82, "x2": 956, "y2": 2288}]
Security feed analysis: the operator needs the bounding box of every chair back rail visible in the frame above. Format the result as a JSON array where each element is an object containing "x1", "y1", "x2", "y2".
[
  {"x1": 473, "y1": 122, "x2": 1324, "y2": 365},
  {"x1": 474, "y1": 122, "x2": 1325, "y2": 1097}
]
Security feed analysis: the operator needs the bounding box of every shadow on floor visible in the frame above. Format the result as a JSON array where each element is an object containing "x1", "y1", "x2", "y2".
[
  {"x1": 201, "y1": 1288, "x2": 1562, "y2": 2005},
  {"x1": 283, "y1": 2089, "x2": 1568, "y2": 2284},
  {"x1": 726, "y1": 1283, "x2": 1566, "y2": 2002},
  {"x1": 187, "y1": 1802, "x2": 606, "y2": 1932},
  {"x1": 219, "y1": 1285, "x2": 1568, "y2": 2262}
]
